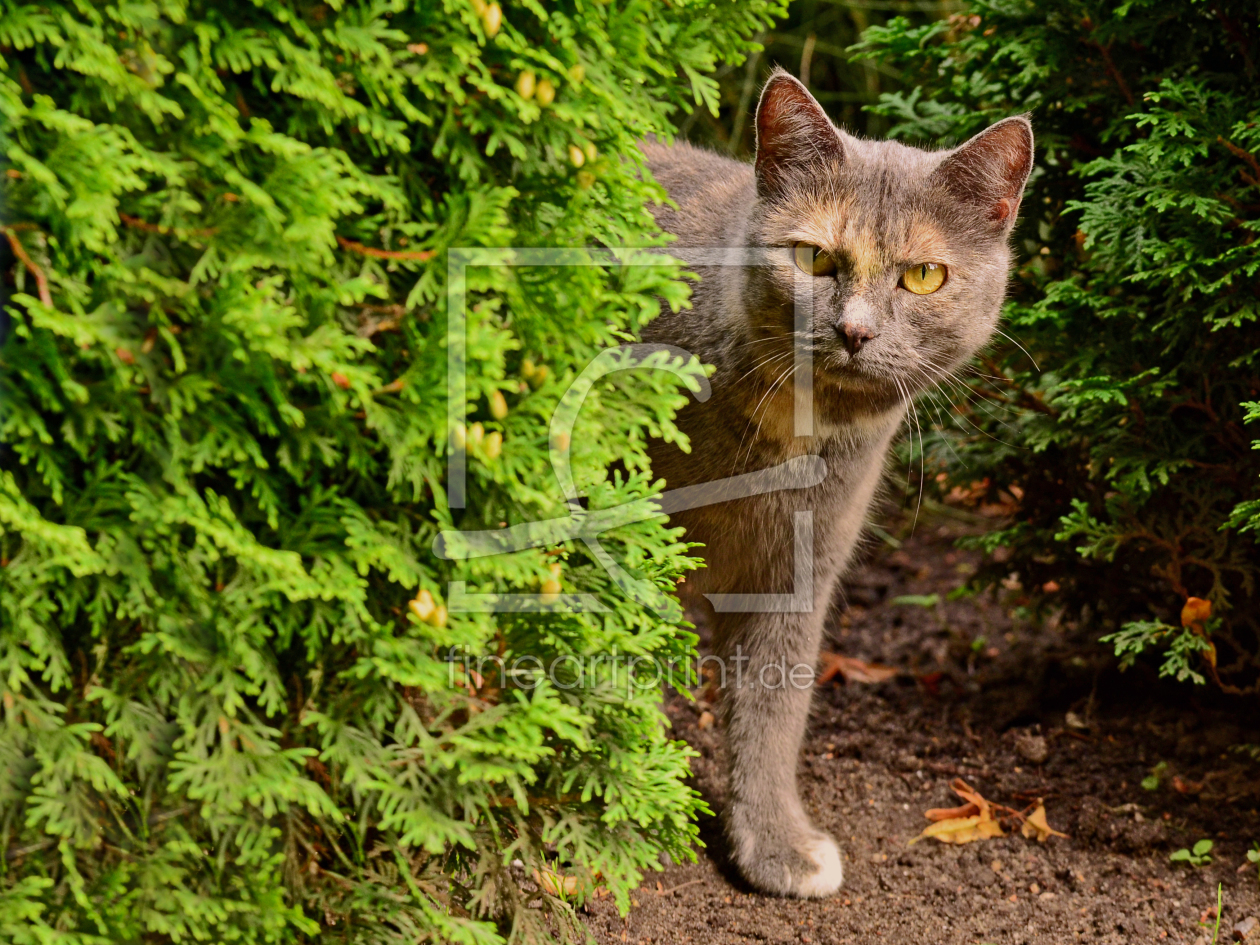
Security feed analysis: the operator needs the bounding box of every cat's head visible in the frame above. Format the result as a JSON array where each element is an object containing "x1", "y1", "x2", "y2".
[{"x1": 742, "y1": 69, "x2": 1033, "y2": 418}]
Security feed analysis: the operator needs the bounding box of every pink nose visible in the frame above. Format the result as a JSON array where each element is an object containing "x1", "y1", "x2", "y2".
[{"x1": 839, "y1": 322, "x2": 876, "y2": 355}]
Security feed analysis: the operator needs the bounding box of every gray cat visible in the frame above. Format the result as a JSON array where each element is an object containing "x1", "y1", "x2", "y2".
[{"x1": 641, "y1": 69, "x2": 1032, "y2": 897}]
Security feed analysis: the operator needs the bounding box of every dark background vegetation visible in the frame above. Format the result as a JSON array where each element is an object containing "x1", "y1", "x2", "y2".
[{"x1": 682, "y1": 0, "x2": 958, "y2": 149}]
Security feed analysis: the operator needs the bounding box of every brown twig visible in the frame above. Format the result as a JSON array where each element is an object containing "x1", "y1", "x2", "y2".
[
  {"x1": 658, "y1": 879, "x2": 704, "y2": 897},
  {"x1": 117, "y1": 217, "x2": 440, "y2": 266},
  {"x1": 1053, "y1": 728, "x2": 1092, "y2": 742},
  {"x1": 4, "y1": 837, "x2": 54, "y2": 861},
  {"x1": 1218, "y1": 137, "x2": 1260, "y2": 189},
  {"x1": 3, "y1": 226, "x2": 51, "y2": 305},
  {"x1": 357, "y1": 303, "x2": 409, "y2": 338},
  {"x1": 1082, "y1": 33, "x2": 1134, "y2": 105},
  {"x1": 977, "y1": 355, "x2": 1059, "y2": 417},
  {"x1": 336, "y1": 235, "x2": 435, "y2": 262},
  {"x1": 1202, "y1": 658, "x2": 1247, "y2": 696},
  {"x1": 1211, "y1": 5, "x2": 1254, "y2": 76},
  {"x1": 490, "y1": 792, "x2": 582, "y2": 809},
  {"x1": 119, "y1": 212, "x2": 217, "y2": 239}
]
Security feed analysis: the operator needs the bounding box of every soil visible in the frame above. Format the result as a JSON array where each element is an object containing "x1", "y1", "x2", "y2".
[{"x1": 582, "y1": 505, "x2": 1260, "y2": 944}]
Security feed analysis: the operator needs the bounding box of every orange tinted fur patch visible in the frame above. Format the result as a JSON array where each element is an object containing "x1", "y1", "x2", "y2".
[
  {"x1": 773, "y1": 196, "x2": 888, "y2": 280},
  {"x1": 768, "y1": 195, "x2": 946, "y2": 280},
  {"x1": 771, "y1": 194, "x2": 853, "y2": 249},
  {"x1": 901, "y1": 217, "x2": 951, "y2": 265},
  {"x1": 840, "y1": 219, "x2": 882, "y2": 280}
]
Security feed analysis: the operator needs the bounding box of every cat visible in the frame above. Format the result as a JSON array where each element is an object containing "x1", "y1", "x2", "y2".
[{"x1": 640, "y1": 68, "x2": 1033, "y2": 898}]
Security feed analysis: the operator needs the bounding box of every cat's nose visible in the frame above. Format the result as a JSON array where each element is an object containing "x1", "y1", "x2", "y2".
[
  {"x1": 836, "y1": 295, "x2": 877, "y2": 355},
  {"x1": 837, "y1": 322, "x2": 876, "y2": 355}
]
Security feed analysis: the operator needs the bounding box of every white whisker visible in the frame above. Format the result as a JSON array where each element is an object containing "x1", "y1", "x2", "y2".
[{"x1": 992, "y1": 328, "x2": 1040, "y2": 372}]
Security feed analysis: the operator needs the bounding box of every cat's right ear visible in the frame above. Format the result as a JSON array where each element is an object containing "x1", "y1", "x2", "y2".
[{"x1": 754, "y1": 70, "x2": 843, "y2": 200}]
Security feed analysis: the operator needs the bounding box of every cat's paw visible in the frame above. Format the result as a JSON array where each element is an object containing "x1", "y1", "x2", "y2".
[
  {"x1": 730, "y1": 821, "x2": 844, "y2": 898},
  {"x1": 791, "y1": 834, "x2": 844, "y2": 898}
]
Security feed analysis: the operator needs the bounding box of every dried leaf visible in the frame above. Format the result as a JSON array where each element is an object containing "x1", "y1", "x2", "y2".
[
  {"x1": 948, "y1": 779, "x2": 992, "y2": 816},
  {"x1": 1020, "y1": 803, "x2": 1068, "y2": 843},
  {"x1": 925, "y1": 802, "x2": 980, "y2": 822},
  {"x1": 910, "y1": 780, "x2": 1003, "y2": 845},
  {"x1": 532, "y1": 867, "x2": 578, "y2": 897},
  {"x1": 1064, "y1": 711, "x2": 1090, "y2": 730},
  {"x1": 817, "y1": 652, "x2": 899, "y2": 686},
  {"x1": 1181, "y1": 596, "x2": 1212, "y2": 629},
  {"x1": 697, "y1": 710, "x2": 715, "y2": 731},
  {"x1": 917, "y1": 671, "x2": 945, "y2": 696},
  {"x1": 1172, "y1": 775, "x2": 1204, "y2": 795},
  {"x1": 909, "y1": 814, "x2": 1004, "y2": 846}
]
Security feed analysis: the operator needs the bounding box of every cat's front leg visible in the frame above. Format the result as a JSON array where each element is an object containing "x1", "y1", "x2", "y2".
[{"x1": 718, "y1": 607, "x2": 842, "y2": 898}]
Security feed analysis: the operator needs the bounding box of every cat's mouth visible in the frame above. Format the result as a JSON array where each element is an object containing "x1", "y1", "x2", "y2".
[
  {"x1": 813, "y1": 359, "x2": 910, "y2": 408},
  {"x1": 814, "y1": 356, "x2": 884, "y2": 390}
]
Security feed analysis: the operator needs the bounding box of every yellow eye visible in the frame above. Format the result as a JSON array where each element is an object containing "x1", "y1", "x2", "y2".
[
  {"x1": 793, "y1": 243, "x2": 837, "y2": 277},
  {"x1": 901, "y1": 262, "x2": 946, "y2": 294}
]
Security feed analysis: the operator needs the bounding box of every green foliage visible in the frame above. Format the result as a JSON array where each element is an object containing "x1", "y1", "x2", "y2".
[
  {"x1": 852, "y1": 0, "x2": 1260, "y2": 690},
  {"x1": 1140, "y1": 760, "x2": 1167, "y2": 791},
  {"x1": 889, "y1": 593, "x2": 940, "y2": 608},
  {"x1": 1170, "y1": 839, "x2": 1214, "y2": 868},
  {"x1": 0, "y1": 0, "x2": 783, "y2": 941},
  {"x1": 1099, "y1": 620, "x2": 1213, "y2": 685}
]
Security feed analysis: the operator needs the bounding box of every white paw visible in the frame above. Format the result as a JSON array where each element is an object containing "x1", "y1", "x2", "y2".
[{"x1": 792, "y1": 835, "x2": 844, "y2": 898}]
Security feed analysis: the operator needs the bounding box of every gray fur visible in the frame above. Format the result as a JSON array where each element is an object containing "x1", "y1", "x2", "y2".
[{"x1": 641, "y1": 69, "x2": 1032, "y2": 897}]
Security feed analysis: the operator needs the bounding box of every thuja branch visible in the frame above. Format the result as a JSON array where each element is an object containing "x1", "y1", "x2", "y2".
[
  {"x1": 3, "y1": 227, "x2": 51, "y2": 306},
  {"x1": 117, "y1": 214, "x2": 437, "y2": 262}
]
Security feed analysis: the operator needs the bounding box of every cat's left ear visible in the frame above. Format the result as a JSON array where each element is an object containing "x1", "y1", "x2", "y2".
[{"x1": 932, "y1": 116, "x2": 1034, "y2": 231}]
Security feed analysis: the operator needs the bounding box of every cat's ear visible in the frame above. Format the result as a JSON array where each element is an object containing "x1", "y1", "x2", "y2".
[
  {"x1": 932, "y1": 116, "x2": 1034, "y2": 230},
  {"x1": 754, "y1": 70, "x2": 843, "y2": 200}
]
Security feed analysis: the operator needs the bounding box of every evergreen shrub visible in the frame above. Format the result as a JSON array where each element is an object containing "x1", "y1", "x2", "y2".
[
  {"x1": 852, "y1": 0, "x2": 1260, "y2": 691},
  {"x1": 0, "y1": 1, "x2": 782, "y2": 940}
]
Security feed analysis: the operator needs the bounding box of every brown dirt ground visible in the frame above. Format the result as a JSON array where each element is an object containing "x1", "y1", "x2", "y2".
[{"x1": 582, "y1": 506, "x2": 1260, "y2": 945}]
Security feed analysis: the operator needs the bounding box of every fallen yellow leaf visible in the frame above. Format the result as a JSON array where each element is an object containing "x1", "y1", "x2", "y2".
[
  {"x1": 909, "y1": 814, "x2": 1004, "y2": 846},
  {"x1": 1020, "y1": 803, "x2": 1068, "y2": 843},
  {"x1": 910, "y1": 779, "x2": 1005, "y2": 845}
]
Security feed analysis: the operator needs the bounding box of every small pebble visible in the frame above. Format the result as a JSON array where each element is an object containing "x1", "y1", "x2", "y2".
[{"x1": 1015, "y1": 732, "x2": 1049, "y2": 764}]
